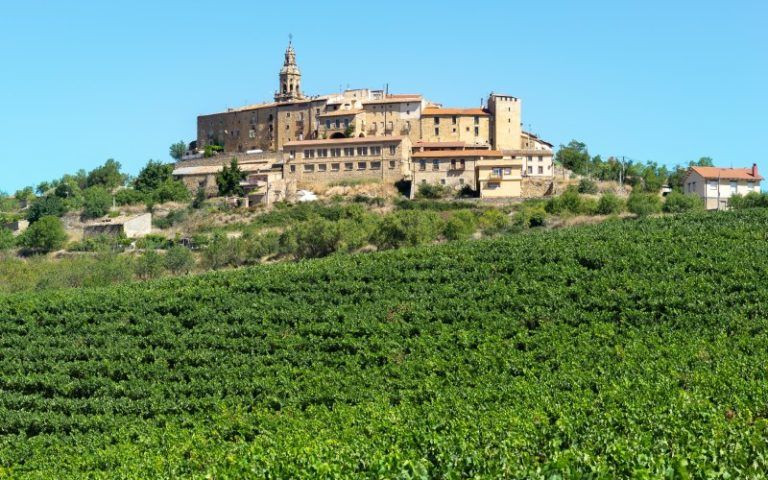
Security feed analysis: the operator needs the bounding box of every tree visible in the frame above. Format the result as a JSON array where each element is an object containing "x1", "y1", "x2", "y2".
[
  {"x1": 82, "y1": 186, "x2": 112, "y2": 219},
  {"x1": 627, "y1": 192, "x2": 662, "y2": 216},
  {"x1": 169, "y1": 141, "x2": 187, "y2": 161},
  {"x1": 135, "y1": 160, "x2": 173, "y2": 193},
  {"x1": 87, "y1": 159, "x2": 126, "y2": 189},
  {"x1": 663, "y1": 192, "x2": 704, "y2": 213},
  {"x1": 19, "y1": 216, "x2": 67, "y2": 252},
  {"x1": 134, "y1": 250, "x2": 164, "y2": 280},
  {"x1": 27, "y1": 196, "x2": 67, "y2": 223},
  {"x1": 216, "y1": 158, "x2": 246, "y2": 196},
  {"x1": 596, "y1": 192, "x2": 625, "y2": 215},
  {"x1": 0, "y1": 227, "x2": 15, "y2": 250},
  {"x1": 577, "y1": 178, "x2": 598, "y2": 194},
  {"x1": 691, "y1": 157, "x2": 714, "y2": 167},
  {"x1": 555, "y1": 140, "x2": 590, "y2": 174},
  {"x1": 191, "y1": 187, "x2": 206, "y2": 209},
  {"x1": 164, "y1": 245, "x2": 195, "y2": 274}
]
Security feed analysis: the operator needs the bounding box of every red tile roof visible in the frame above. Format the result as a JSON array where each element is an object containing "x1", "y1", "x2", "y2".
[
  {"x1": 412, "y1": 150, "x2": 503, "y2": 159},
  {"x1": 422, "y1": 107, "x2": 489, "y2": 116},
  {"x1": 689, "y1": 166, "x2": 763, "y2": 181}
]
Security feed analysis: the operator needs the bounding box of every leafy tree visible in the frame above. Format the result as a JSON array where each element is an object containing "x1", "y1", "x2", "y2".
[
  {"x1": 0, "y1": 227, "x2": 15, "y2": 250},
  {"x1": 596, "y1": 192, "x2": 625, "y2": 215},
  {"x1": 577, "y1": 178, "x2": 598, "y2": 194},
  {"x1": 729, "y1": 192, "x2": 768, "y2": 209},
  {"x1": 14, "y1": 186, "x2": 36, "y2": 204},
  {"x1": 135, "y1": 160, "x2": 174, "y2": 193},
  {"x1": 114, "y1": 188, "x2": 147, "y2": 206},
  {"x1": 27, "y1": 196, "x2": 67, "y2": 223},
  {"x1": 514, "y1": 205, "x2": 547, "y2": 228},
  {"x1": 373, "y1": 210, "x2": 443, "y2": 249},
  {"x1": 627, "y1": 192, "x2": 662, "y2": 216},
  {"x1": 691, "y1": 157, "x2": 714, "y2": 167},
  {"x1": 134, "y1": 250, "x2": 164, "y2": 280},
  {"x1": 82, "y1": 186, "x2": 112, "y2": 219},
  {"x1": 555, "y1": 140, "x2": 590, "y2": 174},
  {"x1": 216, "y1": 158, "x2": 246, "y2": 196},
  {"x1": 443, "y1": 211, "x2": 477, "y2": 240},
  {"x1": 169, "y1": 141, "x2": 187, "y2": 161},
  {"x1": 86, "y1": 159, "x2": 125, "y2": 189},
  {"x1": 191, "y1": 187, "x2": 206, "y2": 209},
  {"x1": 36, "y1": 182, "x2": 52, "y2": 195},
  {"x1": 19, "y1": 216, "x2": 67, "y2": 252},
  {"x1": 164, "y1": 245, "x2": 195, "y2": 274},
  {"x1": 663, "y1": 192, "x2": 704, "y2": 213}
]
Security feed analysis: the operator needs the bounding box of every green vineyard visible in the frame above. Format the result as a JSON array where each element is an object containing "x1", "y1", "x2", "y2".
[{"x1": 2, "y1": 210, "x2": 768, "y2": 478}]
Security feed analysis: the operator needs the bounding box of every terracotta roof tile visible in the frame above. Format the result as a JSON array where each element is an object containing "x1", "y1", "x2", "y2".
[{"x1": 689, "y1": 166, "x2": 763, "y2": 181}]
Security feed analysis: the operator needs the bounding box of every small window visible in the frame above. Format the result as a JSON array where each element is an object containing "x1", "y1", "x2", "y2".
[
  {"x1": 538, "y1": 166, "x2": 544, "y2": 174},
  {"x1": 303, "y1": 164, "x2": 315, "y2": 172},
  {"x1": 389, "y1": 145, "x2": 396, "y2": 155},
  {"x1": 708, "y1": 181, "x2": 717, "y2": 191},
  {"x1": 335, "y1": 119, "x2": 340, "y2": 128},
  {"x1": 357, "y1": 147, "x2": 368, "y2": 156},
  {"x1": 371, "y1": 161, "x2": 381, "y2": 170},
  {"x1": 747, "y1": 181, "x2": 754, "y2": 190},
  {"x1": 331, "y1": 148, "x2": 341, "y2": 157},
  {"x1": 344, "y1": 162, "x2": 353, "y2": 171},
  {"x1": 419, "y1": 160, "x2": 426, "y2": 171},
  {"x1": 389, "y1": 160, "x2": 396, "y2": 169},
  {"x1": 452, "y1": 115, "x2": 457, "y2": 125},
  {"x1": 371, "y1": 146, "x2": 381, "y2": 155},
  {"x1": 434, "y1": 127, "x2": 439, "y2": 136},
  {"x1": 358, "y1": 162, "x2": 367, "y2": 170},
  {"x1": 331, "y1": 163, "x2": 340, "y2": 171},
  {"x1": 290, "y1": 165, "x2": 296, "y2": 173},
  {"x1": 474, "y1": 126, "x2": 479, "y2": 136},
  {"x1": 538, "y1": 156, "x2": 543, "y2": 162},
  {"x1": 730, "y1": 181, "x2": 737, "y2": 194},
  {"x1": 434, "y1": 117, "x2": 440, "y2": 125},
  {"x1": 325, "y1": 120, "x2": 331, "y2": 129},
  {"x1": 344, "y1": 147, "x2": 354, "y2": 156},
  {"x1": 527, "y1": 166, "x2": 533, "y2": 174},
  {"x1": 318, "y1": 164, "x2": 327, "y2": 172},
  {"x1": 440, "y1": 178, "x2": 446, "y2": 185},
  {"x1": 459, "y1": 178, "x2": 465, "y2": 185},
  {"x1": 503, "y1": 168, "x2": 512, "y2": 175},
  {"x1": 304, "y1": 149, "x2": 315, "y2": 158},
  {"x1": 474, "y1": 116, "x2": 479, "y2": 125},
  {"x1": 432, "y1": 160, "x2": 440, "y2": 171}
]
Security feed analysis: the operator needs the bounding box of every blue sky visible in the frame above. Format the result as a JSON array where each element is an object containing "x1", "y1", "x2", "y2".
[{"x1": 1, "y1": 0, "x2": 766, "y2": 192}]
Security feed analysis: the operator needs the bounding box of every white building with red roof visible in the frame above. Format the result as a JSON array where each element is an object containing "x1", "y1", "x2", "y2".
[{"x1": 683, "y1": 164, "x2": 762, "y2": 210}]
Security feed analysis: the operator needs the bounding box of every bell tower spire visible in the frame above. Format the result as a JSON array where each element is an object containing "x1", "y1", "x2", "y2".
[{"x1": 275, "y1": 35, "x2": 302, "y2": 102}]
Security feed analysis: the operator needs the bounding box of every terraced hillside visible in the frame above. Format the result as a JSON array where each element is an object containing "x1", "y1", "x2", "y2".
[{"x1": 1, "y1": 210, "x2": 768, "y2": 478}]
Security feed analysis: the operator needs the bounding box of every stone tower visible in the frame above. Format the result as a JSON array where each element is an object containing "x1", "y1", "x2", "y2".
[
  {"x1": 487, "y1": 93, "x2": 522, "y2": 151},
  {"x1": 275, "y1": 38, "x2": 303, "y2": 102}
]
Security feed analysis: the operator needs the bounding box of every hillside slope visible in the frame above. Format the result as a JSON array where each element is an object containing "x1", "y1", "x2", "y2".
[{"x1": 1, "y1": 210, "x2": 768, "y2": 477}]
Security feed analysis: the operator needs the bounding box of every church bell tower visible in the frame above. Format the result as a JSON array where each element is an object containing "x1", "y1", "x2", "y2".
[{"x1": 275, "y1": 36, "x2": 303, "y2": 102}]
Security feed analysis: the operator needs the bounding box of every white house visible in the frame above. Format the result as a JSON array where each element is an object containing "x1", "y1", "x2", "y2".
[
  {"x1": 683, "y1": 164, "x2": 762, "y2": 210},
  {"x1": 519, "y1": 131, "x2": 554, "y2": 177}
]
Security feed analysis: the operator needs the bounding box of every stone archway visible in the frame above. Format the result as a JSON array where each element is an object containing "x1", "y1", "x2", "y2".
[{"x1": 330, "y1": 132, "x2": 346, "y2": 139}]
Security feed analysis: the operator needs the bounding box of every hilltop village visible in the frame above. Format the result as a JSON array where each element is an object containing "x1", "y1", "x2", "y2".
[{"x1": 173, "y1": 41, "x2": 556, "y2": 204}]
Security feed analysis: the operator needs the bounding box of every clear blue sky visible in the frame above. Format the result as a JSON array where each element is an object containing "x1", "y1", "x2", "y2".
[{"x1": 1, "y1": 0, "x2": 766, "y2": 192}]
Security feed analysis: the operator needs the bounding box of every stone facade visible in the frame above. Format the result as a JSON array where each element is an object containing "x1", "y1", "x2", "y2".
[{"x1": 418, "y1": 108, "x2": 491, "y2": 147}]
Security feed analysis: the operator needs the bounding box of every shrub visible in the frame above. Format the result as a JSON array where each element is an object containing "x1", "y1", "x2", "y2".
[
  {"x1": 191, "y1": 187, "x2": 206, "y2": 209},
  {"x1": 68, "y1": 234, "x2": 130, "y2": 252},
  {"x1": 114, "y1": 188, "x2": 147, "y2": 206},
  {"x1": 514, "y1": 206, "x2": 547, "y2": 228},
  {"x1": 729, "y1": 192, "x2": 768, "y2": 209},
  {"x1": 416, "y1": 182, "x2": 451, "y2": 199},
  {"x1": 478, "y1": 208, "x2": 511, "y2": 235},
  {"x1": 201, "y1": 233, "x2": 232, "y2": 270},
  {"x1": 279, "y1": 217, "x2": 372, "y2": 259},
  {"x1": 546, "y1": 188, "x2": 585, "y2": 215},
  {"x1": 164, "y1": 245, "x2": 196, "y2": 274},
  {"x1": 153, "y1": 209, "x2": 188, "y2": 229},
  {"x1": 19, "y1": 216, "x2": 67, "y2": 253},
  {"x1": 82, "y1": 186, "x2": 112, "y2": 219},
  {"x1": 0, "y1": 228, "x2": 15, "y2": 250},
  {"x1": 244, "y1": 231, "x2": 281, "y2": 260},
  {"x1": 596, "y1": 192, "x2": 625, "y2": 215},
  {"x1": 577, "y1": 178, "x2": 598, "y2": 194},
  {"x1": 151, "y1": 179, "x2": 190, "y2": 203},
  {"x1": 663, "y1": 192, "x2": 704, "y2": 213},
  {"x1": 627, "y1": 192, "x2": 662, "y2": 216},
  {"x1": 135, "y1": 234, "x2": 173, "y2": 250},
  {"x1": 134, "y1": 250, "x2": 164, "y2": 280},
  {"x1": 27, "y1": 196, "x2": 67, "y2": 223},
  {"x1": 373, "y1": 210, "x2": 443, "y2": 249},
  {"x1": 443, "y1": 211, "x2": 477, "y2": 241}
]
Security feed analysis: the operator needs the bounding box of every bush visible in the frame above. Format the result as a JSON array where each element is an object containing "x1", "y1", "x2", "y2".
[
  {"x1": 68, "y1": 234, "x2": 130, "y2": 253},
  {"x1": 27, "y1": 196, "x2": 67, "y2": 223},
  {"x1": 729, "y1": 192, "x2": 768, "y2": 209},
  {"x1": 0, "y1": 228, "x2": 15, "y2": 250},
  {"x1": 82, "y1": 186, "x2": 112, "y2": 219},
  {"x1": 134, "y1": 250, "x2": 164, "y2": 280},
  {"x1": 373, "y1": 210, "x2": 443, "y2": 249},
  {"x1": 596, "y1": 192, "x2": 625, "y2": 215},
  {"x1": 153, "y1": 209, "x2": 188, "y2": 229},
  {"x1": 663, "y1": 192, "x2": 704, "y2": 213},
  {"x1": 443, "y1": 211, "x2": 477, "y2": 241},
  {"x1": 202, "y1": 233, "x2": 232, "y2": 270},
  {"x1": 135, "y1": 234, "x2": 173, "y2": 250},
  {"x1": 478, "y1": 208, "x2": 511, "y2": 235},
  {"x1": 191, "y1": 187, "x2": 206, "y2": 209},
  {"x1": 244, "y1": 231, "x2": 281, "y2": 260},
  {"x1": 164, "y1": 245, "x2": 195, "y2": 274},
  {"x1": 577, "y1": 178, "x2": 598, "y2": 194},
  {"x1": 546, "y1": 188, "x2": 586, "y2": 215},
  {"x1": 280, "y1": 217, "x2": 373, "y2": 259},
  {"x1": 19, "y1": 216, "x2": 67, "y2": 253},
  {"x1": 114, "y1": 188, "x2": 147, "y2": 206},
  {"x1": 416, "y1": 183, "x2": 451, "y2": 199},
  {"x1": 151, "y1": 179, "x2": 190, "y2": 203},
  {"x1": 514, "y1": 206, "x2": 547, "y2": 228},
  {"x1": 627, "y1": 192, "x2": 662, "y2": 216}
]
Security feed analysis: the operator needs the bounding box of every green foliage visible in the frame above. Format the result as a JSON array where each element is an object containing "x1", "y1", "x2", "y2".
[
  {"x1": 477, "y1": 208, "x2": 511, "y2": 235},
  {"x1": 394, "y1": 198, "x2": 476, "y2": 211},
  {"x1": 373, "y1": 210, "x2": 443, "y2": 249},
  {"x1": 163, "y1": 245, "x2": 195, "y2": 274},
  {"x1": 114, "y1": 188, "x2": 147, "y2": 206},
  {"x1": 86, "y1": 159, "x2": 125, "y2": 189},
  {"x1": 546, "y1": 187, "x2": 589, "y2": 215},
  {"x1": 150, "y1": 179, "x2": 190, "y2": 203},
  {"x1": 19, "y1": 215, "x2": 67, "y2": 252},
  {"x1": 555, "y1": 140, "x2": 590, "y2": 173},
  {"x1": 191, "y1": 187, "x2": 206, "y2": 209},
  {"x1": 204, "y1": 144, "x2": 224, "y2": 158},
  {"x1": 68, "y1": 234, "x2": 130, "y2": 253},
  {"x1": 216, "y1": 158, "x2": 246, "y2": 196},
  {"x1": 135, "y1": 160, "x2": 174, "y2": 193},
  {"x1": 153, "y1": 208, "x2": 188, "y2": 229},
  {"x1": 134, "y1": 250, "x2": 164, "y2": 280},
  {"x1": 169, "y1": 141, "x2": 187, "y2": 161},
  {"x1": 442, "y1": 210, "x2": 477, "y2": 241},
  {"x1": 0, "y1": 228, "x2": 15, "y2": 250},
  {"x1": 596, "y1": 192, "x2": 625, "y2": 215},
  {"x1": 729, "y1": 191, "x2": 768, "y2": 209},
  {"x1": 14, "y1": 186, "x2": 36, "y2": 204},
  {"x1": 0, "y1": 193, "x2": 19, "y2": 212},
  {"x1": 514, "y1": 205, "x2": 547, "y2": 228},
  {"x1": 27, "y1": 196, "x2": 67, "y2": 223},
  {"x1": 0, "y1": 211, "x2": 768, "y2": 476},
  {"x1": 577, "y1": 178, "x2": 598, "y2": 194},
  {"x1": 663, "y1": 192, "x2": 704, "y2": 213},
  {"x1": 280, "y1": 217, "x2": 373, "y2": 259},
  {"x1": 627, "y1": 192, "x2": 662, "y2": 216},
  {"x1": 81, "y1": 186, "x2": 112, "y2": 219},
  {"x1": 135, "y1": 234, "x2": 173, "y2": 250},
  {"x1": 416, "y1": 182, "x2": 452, "y2": 199}
]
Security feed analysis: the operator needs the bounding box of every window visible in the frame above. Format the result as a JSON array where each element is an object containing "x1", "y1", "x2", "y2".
[
  {"x1": 343, "y1": 147, "x2": 354, "y2": 156},
  {"x1": 730, "y1": 181, "x2": 737, "y2": 194},
  {"x1": 474, "y1": 116, "x2": 479, "y2": 125},
  {"x1": 748, "y1": 181, "x2": 755, "y2": 190},
  {"x1": 460, "y1": 159, "x2": 465, "y2": 169},
  {"x1": 503, "y1": 168, "x2": 512, "y2": 175},
  {"x1": 474, "y1": 126, "x2": 479, "y2": 136},
  {"x1": 434, "y1": 127, "x2": 439, "y2": 136},
  {"x1": 290, "y1": 165, "x2": 296, "y2": 173},
  {"x1": 708, "y1": 181, "x2": 717, "y2": 191},
  {"x1": 286, "y1": 112, "x2": 291, "y2": 118},
  {"x1": 527, "y1": 156, "x2": 533, "y2": 163},
  {"x1": 452, "y1": 115, "x2": 457, "y2": 125},
  {"x1": 538, "y1": 166, "x2": 544, "y2": 174},
  {"x1": 357, "y1": 147, "x2": 368, "y2": 156},
  {"x1": 419, "y1": 160, "x2": 426, "y2": 171},
  {"x1": 285, "y1": 124, "x2": 289, "y2": 130},
  {"x1": 325, "y1": 120, "x2": 331, "y2": 129},
  {"x1": 433, "y1": 117, "x2": 440, "y2": 125},
  {"x1": 318, "y1": 163, "x2": 327, "y2": 172},
  {"x1": 304, "y1": 149, "x2": 315, "y2": 158},
  {"x1": 389, "y1": 160, "x2": 396, "y2": 169},
  {"x1": 344, "y1": 162, "x2": 353, "y2": 171},
  {"x1": 387, "y1": 121, "x2": 393, "y2": 131},
  {"x1": 451, "y1": 159, "x2": 456, "y2": 170},
  {"x1": 343, "y1": 119, "x2": 349, "y2": 128},
  {"x1": 440, "y1": 179, "x2": 446, "y2": 185},
  {"x1": 452, "y1": 127, "x2": 457, "y2": 133},
  {"x1": 459, "y1": 178, "x2": 464, "y2": 185},
  {"x1": 371, "y1": 146, "x2": 381, "y2": 155},
  {"x1": 492, "y1": 167, "x2": 503, "y2": 177},
  {"x1": 527, "y1": 166, "x2": 533, "y2": 174},
  {"x1": 331, "y1": 148, "x2": 341, "y2": 157},
  {"x1": 371, "y1": 161, "x2": 381, "y2": 170},
  {"x1": 389, "y1": 145, "x2": 396, "y2": 155},
  {"x1": 487, "y1": 182, "x2": 499, "y2": 190},
  {"x1": 335, "y1": 119, "x2": 340, "y2": 129},
  {"x1": 432, "y1": 160, "x2": 440, "y2": 171},
  {"x1": 358, "y1": 162, "x2": 367, "y2": 170},
  {"x1": 538, "y1": 156, "x2": 543, "y2": 162},
  {"x1": 317, "y1": 149, "x2": 328, "y2": 158},
  {"x1": 248, "y1": 129, "x2": 256, "y2": 139},
  {"x1": 331, "y1": 163, "x2": 340, "y2": 171},
  {"x1": 303, "y1": 164, "x2": 315, "y2": 172}
]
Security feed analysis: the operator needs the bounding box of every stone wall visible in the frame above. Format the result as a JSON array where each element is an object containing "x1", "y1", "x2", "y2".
[{"x1": 521, "y1": 177, "x2": 554, "y2": 198}]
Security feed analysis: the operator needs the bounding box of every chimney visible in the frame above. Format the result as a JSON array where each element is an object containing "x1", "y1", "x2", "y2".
[{"x1": 752, "y1": 163, "x2": 758, "y2": 178}]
